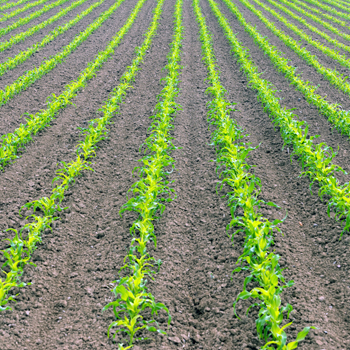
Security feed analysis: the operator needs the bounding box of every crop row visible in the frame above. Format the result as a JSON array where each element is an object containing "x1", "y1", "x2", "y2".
[
  {"x1": 0, "y1": 0, "x2": 183, "y2": 347},
  {"x1": 0, "y1": 0, "x2": 71, "y2": 39},
  {"x1": 0, "y1": 0, "x2": 16, "y2": 5},
  {"x1": 290, "y1": 0, "x2": 350, "y2": 29},
  {"x1": 239, "y1": 0, "x2": 350, "y2": 126},
  {"x1": 267, "y1": 0, "x2": 350, "y2": 51},
  {"x1": 218, "y1": 0, "x2": 350, "y2": 234},
  {"x1": 0, "y1": 0, "x2": 124, "y2": 107},
  {"x1": 0, "y1": 0, "x2": 344, "y2": 347},
  {"x1": 229, "y1": 0, "x2": 350, "y2": 233},
  {"x1": 0, "y1": 0, "x2": 92, "y2": 52},
  {"x1": 277, "y1": 0, "x2": 350, "y2": 37},
  {"x1": 334, "y1": 0, "x2": 350, "y2": 7},
  {"x1": 300, "y1": 0, "x2": 350, "y2": 20},
  {"x1": 104, "y1": 0, "x2": 184, "y2": 347},
  {"x1": 0, "y1": 0, "x2": 147, "y2": 170},
  {"x1": 0, "y1": 0, "x2": 104, "y2": 74},
  {"x1": 0, "y1": 0, "x2": 148, "y2": 312},
  {"x1": 0, "y1": 0, "x2": 51, "y2": 23},
  {"x1": 317, "y1": 0, "x2": 350, "y2": 12},
  {"x1": 250, "y1": 0, "x2": 350, "y2": 75},
  {"x1": 216, "y1": 0, "x2": 350, "y2": 237},
  {"x1": 194, "y1": 0, "x2": 314, "y2": 347},
  {"x1": 0, "y1": 0, "x2": 33, "y2": 12},
  {"x1": 234, "y1": 0, "x2": 350, "y2": 139}
]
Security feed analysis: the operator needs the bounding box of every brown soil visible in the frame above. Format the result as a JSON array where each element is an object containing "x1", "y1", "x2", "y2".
[{"x1": 1, "y1": 0, "x2": 350, "y2": 349}]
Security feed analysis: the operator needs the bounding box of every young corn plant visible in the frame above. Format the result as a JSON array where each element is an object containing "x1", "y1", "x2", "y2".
[
  {"x1": 0, "y1": 0, "x2": 149, "y2": 170},
  {"x1": 103, "y1": 0, "x2": 184, "y2": 348},
  {"x1": 0, "y1": 0, "x2": 97, "y2": 53},
  {"x1": 0, "y1": 0, "x2": 70, "y2": 38},
  {"x1": 209, "y1": 0, "x2": 350, "y2": 236},
  {"x1": 0, "y1": 0, "x2": 154, "y2": 313},
  {"x1": 225, "y1": 0, "x2": 350, "y2": 147},
  {"x1": 194, "y1": 0, "x2": 314, "y2": 347}
]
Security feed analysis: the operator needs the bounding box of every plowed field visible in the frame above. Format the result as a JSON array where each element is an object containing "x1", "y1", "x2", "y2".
[{"x1": 1, "y1": 0, "x2": 350, "y2": 349}]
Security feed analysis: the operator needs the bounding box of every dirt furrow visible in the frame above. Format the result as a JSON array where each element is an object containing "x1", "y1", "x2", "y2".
[{"x1": 2, "y1": 0, "x2": 350, "y2": 349}]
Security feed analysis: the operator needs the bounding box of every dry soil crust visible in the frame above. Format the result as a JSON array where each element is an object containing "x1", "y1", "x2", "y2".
[{"x1": 1, "y1": 0, "x2": 350, "y2": 349}]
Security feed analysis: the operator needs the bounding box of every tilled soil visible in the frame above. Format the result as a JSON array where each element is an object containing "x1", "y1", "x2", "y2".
[{"x1": 1, "y1": 0, "x2": 350, "y2": 349}]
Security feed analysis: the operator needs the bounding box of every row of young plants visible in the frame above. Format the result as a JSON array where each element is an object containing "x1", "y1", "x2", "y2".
[
  {"x1": 211, "y1": 0, "x2": 350, "y2": 235},
  {"x1": 332, "y1": 0, "x2": 350, "y2": 7},
  {"x1": 241, "y1": 0, "x2": 350, "y2": 104},
  {"x1": 103, "y1": 1, "x2": 184, "y2": 348},
  {"x1": 0, "y1": 0, "x2": 125, "y2": 107},
  {"x1": 250, "y1": 0, "x2": 350, "y2": 72},
  {"x1": 0, "y1": 0, "x2": 71, "y2": 38},
  {"x1": 0, "y1": 0, "x2": 103, "y2": 72},
  {"x1": 0, "y1": 0, "x2": 150, "y2": 313},
  {"x1": 0, "y1": 0, "x2": 92, "y2": 52},
  {"x1": 0, "y1": 0, "x2": 147, "y2": 169},
  {"x1": 194, "y1": 0, "x2": 314, "y2": 348},
  {"x1": 0, "y1": 0, "x2": 32, "y2": 12},
  {"x1": 267, "y1": 0, "x2": 350, "y2": 51},
  {"x1": 0, "y1": 0, "x2": 51, "y2": 23},
  {"x1": 299, "y1": 0, "x2": 350, "y2": 20},
  {"x1": 314, "y1": 0, "x2": 350, "y2": 12},
  {"x1": 0, "y1": 0, "x2": 16, "y2": 5},
  {"x1": 234, "y1": 0, "x2": 350, "y2": 135},
  {"x1": 288, "y1": 0, "x2": 350, "y2": 31}
]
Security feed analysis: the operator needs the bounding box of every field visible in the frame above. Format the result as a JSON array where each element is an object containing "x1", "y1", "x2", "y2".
[{"x1": 1, "y1": 0, "x2": 350, "y2": 348}]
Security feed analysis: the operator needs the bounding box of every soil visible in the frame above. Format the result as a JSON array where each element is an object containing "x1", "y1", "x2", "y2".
[{"x1": 1, "y1": 0, "x2": 350, "y2": 349}]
